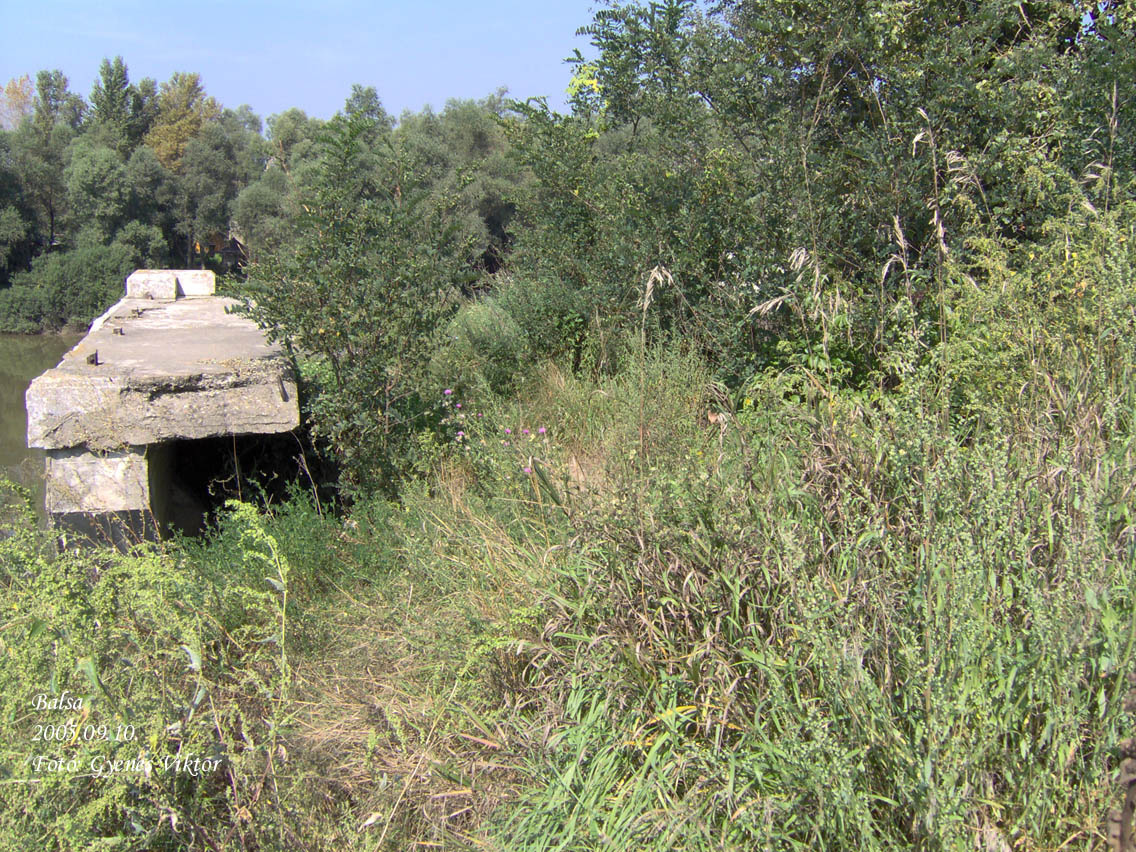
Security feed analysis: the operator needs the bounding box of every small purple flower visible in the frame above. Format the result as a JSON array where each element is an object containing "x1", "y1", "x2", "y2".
[
  {"x1": 455, "y1": 403, "x2": 462, "y2": 409},
  {"x1": 504, "y1": 428, "x2": 512, "y2": 435},
  {"x1": 538, "y1": 427, "x2": 547, "y2": 435},
  {"x1": 443, "y1": 388, "x2": 453, "y2": 396},
  {"x1": 522, "y1": 466, "x2": 532, "y2": 474},
  {"x1": 522, "y1": 428, "x2": 530, "y2": 436},
  {"x1": 477, "y1": 412, "x2": 483, "y2": 418},
  {"x1": 502, "y1": 440, "x2": 510, "y2": 447},
  {"x1": 456, "y1": 431, "x2": 465, "y2": 438}
]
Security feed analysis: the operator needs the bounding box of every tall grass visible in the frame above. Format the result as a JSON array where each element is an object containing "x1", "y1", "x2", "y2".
[
  {"x1": 0, "y1": 213, "x2": 1131, "y2": 849},
  {"x1": 488, "y1": 210, "x2": 1136, "y2": 850}
]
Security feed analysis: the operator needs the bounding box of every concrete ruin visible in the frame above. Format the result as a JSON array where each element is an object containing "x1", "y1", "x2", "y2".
[{"x1": 26, "y1": 270, "x2": 298, "y2": 545}]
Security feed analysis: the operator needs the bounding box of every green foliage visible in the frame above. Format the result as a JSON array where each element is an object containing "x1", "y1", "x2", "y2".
[
  {"x1": 174, "y1": 114, "x2": 262, "y2": 266},
  {"x1": 0, "y1": 204, "x2": 29, "y2": 282},
  {"x1": 87, "y1": 56, "x2": 133, "y2": 155},
  {"x1": 499, "y1": 0, "x2": 1136, "y2": 390},
  {"x1": 430, "y1": 296, "x2": 526, "y2": 397},
  {"x1": 0, "y1": 519, "x2": 267, "y2": 848},
  {"x1": 3, "y1": 4, "x2": 1136, "y2": 847},
  {"x1": 0, "y1": 242, "x2": 133, "y2": 332},
  {"x1": 241, "y1": 110, "x2": 475, "y2": 494},
  {"x1": 488, "y1": 325, "x2": 1135, "y2": 849},
  {"x1": 232, "y1": 164, "x2": 291, "y2": 258},
  {"x1": 0, "y1": 494, "x2": 358, "y2": 850},
  {"x1": 396, "y1": 92, "x2": 527, "y2": 271},
  {"x1": 65, "y1": 139, "x2": 129, "y2": 243}
]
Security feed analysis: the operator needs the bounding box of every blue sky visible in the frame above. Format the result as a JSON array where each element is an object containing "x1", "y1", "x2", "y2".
[{"x1": 0, "y1": 0, "x2": 599, "y2": 123}]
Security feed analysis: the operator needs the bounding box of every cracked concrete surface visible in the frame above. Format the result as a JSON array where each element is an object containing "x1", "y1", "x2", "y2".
[{"x1": 27, "y1": 296, "x2": 298, "y2": 451}]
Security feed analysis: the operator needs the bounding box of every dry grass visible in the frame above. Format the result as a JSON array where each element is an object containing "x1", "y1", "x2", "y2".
[{"x1": 273, "y1": 473, "x2": 563, "y2": 850}]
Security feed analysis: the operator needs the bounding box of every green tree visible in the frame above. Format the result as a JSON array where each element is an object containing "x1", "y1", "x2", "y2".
[
  {"x1": 264, "y1": 107, "x2": 324, "y2": 174},
  {"x1": 234, "y1": 108, "x2": 323, "y2": 261},
  {"x1": 396, "y1": 91, "x2": 526, "y2": 274},
  {"x1": 143, "y1": 72, "x2": 220, "y2": 172},
  {"x1": 172, "y1": 107, "x2": 264, "y2": 267},
  {"x1": 0, "y1": 132, "x2": 35, "y2": 282},
  {"x1": 241, "y1": 110, "x2": 474, "y2": 493},
  {"x1": 32, "y1": 69, "x2": 85, "y2": 133},
  {"x1": 126, "y1": 76, "x2": 160, "y2": 149},
  {"x1": 0, "y1": 206, "x2": 28, "y2": 281},
  {"x1": 343, "y1": 83, "x2": 393, "y2": 129},
  {"x1": 88, "y1": 56, "x2": 132, "y2": 153},
  {"x1": 233, "y1": 165, "x2": 290, "y2": 260},
  {"x1": 65, "y1": 140, "x2": 128, "y2": 244},
  {"x1": 8, "y1": 71, "x2": 84, "y2": 249},
  {"x1": 122, "y1": 144, "x2": 174, "y2": 231}
]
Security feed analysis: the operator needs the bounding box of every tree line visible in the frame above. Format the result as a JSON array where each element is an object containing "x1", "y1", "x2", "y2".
[
  {"x1": 2, "y1": 0, "x2": 1134, "y2": 494},
  {"x1": 0, "y1": 59, "x2": 520, "y2": 333}
]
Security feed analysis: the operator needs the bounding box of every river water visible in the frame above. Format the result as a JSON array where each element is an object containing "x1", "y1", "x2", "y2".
[{"x1": 0, "y1": 333, "x2": 82, "y2": 520}]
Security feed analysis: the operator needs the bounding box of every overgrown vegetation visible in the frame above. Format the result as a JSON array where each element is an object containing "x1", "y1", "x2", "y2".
[{"x1": 2, "y1": 0, "x2": 1134, "y2": 848}]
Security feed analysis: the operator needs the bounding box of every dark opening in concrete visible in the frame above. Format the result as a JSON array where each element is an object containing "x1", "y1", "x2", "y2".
[{"x1": 166, "y1": 432, "x2": 305, "y2": 536}]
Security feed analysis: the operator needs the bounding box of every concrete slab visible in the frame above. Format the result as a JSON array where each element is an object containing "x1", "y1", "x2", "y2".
[
  {"x1": 125, "y1": 270, "x2": 178, "y2": 300},
  {"x1": 45, "y1": 447, "x2": 152, "y2": 514},
  {"x1": 173, "y1": 270, "x2": 216, "y2": 296},
  {"x1": 126, "y1": 269, "x2": 216, "y2": 299},
  {"x1": 27, "y1": 296, "x2": 298, "y2": 451}
]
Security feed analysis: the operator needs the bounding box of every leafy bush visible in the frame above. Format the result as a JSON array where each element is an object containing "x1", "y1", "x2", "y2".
[
  {"x1": 240, "y1": 112, "x2": 475, "y2": 495},
  {"x1": 0, "y1": 282, "x2": 46, "y2": 333},
  {"x1": 429, "y1": 296, "x2": 527, "y2": 398},
  {"x1": 0, "y1": 243, "x2": 133, "y2": 332}
]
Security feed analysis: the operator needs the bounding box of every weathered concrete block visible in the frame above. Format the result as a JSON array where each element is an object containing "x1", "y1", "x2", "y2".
[
  {"x1": 27, "y1": 296, "x2": 298, "y2": 450},
  {"x1": 45, "y1": 447, "x2": 152, "y2": 514},
  {"x1": 126, "y1": 270, "x2": 178, "y2": 300},
  {"x1": 45, "y1": 443, "x2": 171, "y2": 544},
  {"x1": 174, "y1": 270, "x2": 216, "y2": 296},
  {"x1": 124, "y1": 269, "x2": 216, "y2": 299},
  {"x1": 27, "y1": 270, "x2": 297, "y2": 546}
]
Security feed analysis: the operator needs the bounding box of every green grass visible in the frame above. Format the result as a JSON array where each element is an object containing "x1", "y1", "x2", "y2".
[{"x1": 1, "y1": 212, "x2": 1133, "y2": 849}]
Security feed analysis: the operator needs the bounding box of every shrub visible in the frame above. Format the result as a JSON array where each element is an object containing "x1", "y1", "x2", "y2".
[
  {"x1": 0, "y1": 243, "x2": 134, "y2": 332},
  {"x1": 429, "y1": 296, "x2": 527, "y2": 398}
]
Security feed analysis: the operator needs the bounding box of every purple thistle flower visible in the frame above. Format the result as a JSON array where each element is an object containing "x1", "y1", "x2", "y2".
[
  {"x1": 522, "y1": 428, "x2": 530, "y2": 435},
  {"x1": 443, "y1": 388, "x2": 453, "y2": 396},
  {"x1": 504, "y1": 428, "x2": 512, "y2": 434},
  {"x1": 455, "y1": 403, "x2": 462, "y2": 409},
  {"x1": 538, "y1": 427, "x2": 547, "y2": 434},
  {"x1": 522, "y1": 466, "x2": 532, "y2": 474}
]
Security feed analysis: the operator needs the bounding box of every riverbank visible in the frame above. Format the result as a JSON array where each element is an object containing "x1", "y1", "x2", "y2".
[
  {"x1": 0, "y1": 332, "x2": 82, "y2": 522},
  {"x1": 1, "y1": 340, "x2": 1133, "y2": 849}
]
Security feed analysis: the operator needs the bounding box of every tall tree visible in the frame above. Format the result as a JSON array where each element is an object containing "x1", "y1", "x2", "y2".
[
  {"x1": 88, "y1": 56, "x2": 132, "y2": 153},
  {"x1": 0, "y1": 134, "x2": 33, "y2": 281},
  {"x1": 65, "y1": 139, "x2": 129, "y2": 244},
  {"x1": 10, "y1": 70, "x2": 85, "y2": 249},
  {"x1": 143, "y1": 72, "x2": 219, "y2": 172},
  {"x1": 32, "y1": 70, "x2": 85, "y2": 134},
  {"x1": 343, "y1": 84, "x2": 394, "y2": 129},
  {"x1": 265, "y1": 107, "x2": 323, "y2": 173},
  {"x1": 126, "y1": 77, "x2": 160, "y2": 149},
  {"x1": 0, "y1": 75, "x2": 34, "y2": 130}
]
